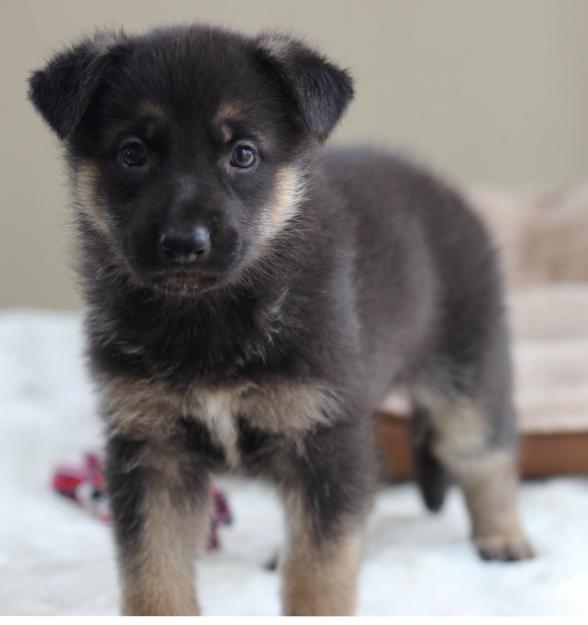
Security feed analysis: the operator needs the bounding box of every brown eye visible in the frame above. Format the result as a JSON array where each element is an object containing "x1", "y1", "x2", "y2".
[
  {"x1": 230, "y1": 144, "x2": 256, "y2": 169},
  {"x1": 119, "y1": 140, "x2": 147, "y2": 167}
]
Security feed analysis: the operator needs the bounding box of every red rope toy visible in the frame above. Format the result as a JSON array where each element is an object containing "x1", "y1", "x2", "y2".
[{"x1": 52, "y1": 452, "x2": 232, "y2": 551}]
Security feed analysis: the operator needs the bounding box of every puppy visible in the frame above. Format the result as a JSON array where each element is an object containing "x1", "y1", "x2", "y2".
[{"x1": 29, "y1": 24, "x2": 533, "y2": 616}]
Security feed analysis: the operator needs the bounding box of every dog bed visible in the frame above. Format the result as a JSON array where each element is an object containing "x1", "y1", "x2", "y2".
[{"x1": 376, "y1": 185, "x2": 588, "y2": 478}]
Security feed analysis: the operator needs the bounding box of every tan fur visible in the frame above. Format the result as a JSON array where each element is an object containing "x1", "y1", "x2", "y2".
[
  {"x1": 281, "y1": 494, "x2": 363, "y2": 615},
  {"x1": 99, "y1": 376, "x2": 179, "y2": 440},
  {"x1": 137, "y1": 101, "x2": 166, "y2": 121},
  {"x1": 414, "y1": 389, "x2": 533, "y2": 559},
  {"x1": 76, "y1": 163, "x2": 112, "y2": 234},
  {"x1": 456, "y1": 451, "x2": 532, "y2": 559},
  {"x1": 257, "y1": 165, "x2": 307, "y2": 245},
  {"x1": 120, "y1": 448, "x2": 210, "y2": 615},
  {"x1": 214, "y1": 101, "x2": 240, "y2": 123},
  {"x1": 213, "y1": 102, "x2": 240, "y2": 142},
  {"x1": 414, "y1": 389, "x2": 491, "y2": 460},
  {"x1": 99, "y1": 374, "x2": 338, "y2": 462},
  {"x1": 425, "y1": 393, "x2": 491, "y2": 463},
  {"x1": 101, "y1": 373, "x2": 343, "y2": 614}
]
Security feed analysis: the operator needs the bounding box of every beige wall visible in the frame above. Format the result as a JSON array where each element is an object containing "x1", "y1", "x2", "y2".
[{"x1": 1, "y1": 0, "x2": 587, "y2": 310}]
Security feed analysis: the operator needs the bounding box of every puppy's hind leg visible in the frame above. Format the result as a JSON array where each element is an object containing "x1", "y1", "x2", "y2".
[{"x1": 413, "y1": 387, "x2": 534, "y2": 561}]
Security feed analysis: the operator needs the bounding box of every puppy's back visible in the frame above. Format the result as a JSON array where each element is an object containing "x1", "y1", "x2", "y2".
[{"x1": 321, "y1": 146, "x2": 504, "y2": 391}]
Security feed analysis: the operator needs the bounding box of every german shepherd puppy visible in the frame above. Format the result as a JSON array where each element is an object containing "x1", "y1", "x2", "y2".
[{"x1": 29, "y1": 24, "x2": 533, "y2": 615}]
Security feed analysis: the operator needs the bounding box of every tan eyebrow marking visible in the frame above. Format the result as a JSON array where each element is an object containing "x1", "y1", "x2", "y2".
[
  {"x1": 218, "y1": 122, "x2": 233, "y2": 143},
  {"x1": 214, "y1": 102, "x2": 244, "y2": 143},
  {"x1": 214, "y1": 101, "x2": 240, "y2": 123},
  {"x1": 136, "y1": 101, "x2": 167, "y2": 121}
]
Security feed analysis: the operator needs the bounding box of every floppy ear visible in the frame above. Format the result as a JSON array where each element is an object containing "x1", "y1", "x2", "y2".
[
  {"x1": 28, "y1": 33, "x2": 123, "y2": 140},
  {"x1": 254, "y1": 32, "x2": 354, "y2": 142}
]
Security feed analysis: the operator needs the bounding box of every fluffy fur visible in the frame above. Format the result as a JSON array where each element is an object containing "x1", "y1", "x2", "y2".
[{"x1": 29, "y1": 24, "x2": 533, "y2": 616}]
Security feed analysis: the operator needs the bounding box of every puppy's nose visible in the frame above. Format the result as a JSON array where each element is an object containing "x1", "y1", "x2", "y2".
[{"x1": 160, "y1": 226, "x2": 211, "y2": 264}]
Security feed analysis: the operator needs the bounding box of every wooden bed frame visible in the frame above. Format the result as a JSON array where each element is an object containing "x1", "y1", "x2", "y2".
[{"x1": 375, "y1": 413, "x2": 588, "y2": 479}]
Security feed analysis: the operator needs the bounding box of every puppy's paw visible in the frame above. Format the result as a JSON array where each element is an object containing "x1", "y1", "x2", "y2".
[{"x1": 474, "y1": 533, "x2": 535, "y2": 562}]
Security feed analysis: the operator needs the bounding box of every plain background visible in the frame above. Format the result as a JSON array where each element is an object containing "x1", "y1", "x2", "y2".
[{"x1": 1, "y1": 0, "x2": 587, "y2": 309}]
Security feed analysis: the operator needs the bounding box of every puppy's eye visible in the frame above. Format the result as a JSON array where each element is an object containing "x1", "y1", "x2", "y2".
[
  {"x1": 119, "y1": 140, "x2": 147, "y2": 168},
  {"x1": 230, "y1": 144, "x2": 256, "y2": 169}
]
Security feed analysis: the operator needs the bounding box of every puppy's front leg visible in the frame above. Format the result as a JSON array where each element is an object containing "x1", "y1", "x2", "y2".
[
  {"x1": 280, "y1": 423, "x2": 373, "y2": 615},
  {"x1": 281, "y1": 498, "x2": 364, "y2": 616},
  {"x1": 105, "y1": 434, "x2": 211, "y2": 616}
]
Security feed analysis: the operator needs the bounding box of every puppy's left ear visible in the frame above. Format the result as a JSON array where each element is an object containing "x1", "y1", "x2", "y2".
[{"x1": 254, "y1": 32, "x2": 354, "y2": 142}]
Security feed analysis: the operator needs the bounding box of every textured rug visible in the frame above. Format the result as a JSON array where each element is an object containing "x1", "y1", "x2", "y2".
[{"x1": 0, "y1": 311, "x2": 586, "y2": 616}]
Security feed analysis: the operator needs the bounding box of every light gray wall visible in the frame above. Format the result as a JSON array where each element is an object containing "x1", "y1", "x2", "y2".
[{"x1": 1, "y1": 0, "x2": 587, "y2": 309}]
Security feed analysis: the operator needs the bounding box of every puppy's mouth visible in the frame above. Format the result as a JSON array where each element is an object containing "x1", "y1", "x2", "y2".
[
  {"x1": 147, "y1": 267, "x2": 221, "y2": 295},
  {"x1": 136, "y1": 263, "x2": 243, "y2": 297}
]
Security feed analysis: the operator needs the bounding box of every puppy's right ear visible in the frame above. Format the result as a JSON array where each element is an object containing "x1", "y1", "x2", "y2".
[{"x1": 28, "y1": 33, "x2": 124, "y2": 140}]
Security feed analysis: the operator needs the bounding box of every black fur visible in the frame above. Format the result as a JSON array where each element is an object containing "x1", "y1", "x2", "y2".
[
  {"x1": 105, "y1": 436, "x2": 146, "y2": 547},
  {"x1": 411, "y1": 405, "x2": 451, "y2": 512},
  {"x1": 181, "y1": 418, "x2": 227, "y2": 469},
  {"x1": 29, "y1": 23, "x2": 530, "y2": 615},
  {"x1": 254, "y1": 33, "x2": 355, "y2": 142},
  {"x1": 28, "y1": 36, "x2": 125, "y2": 139}
]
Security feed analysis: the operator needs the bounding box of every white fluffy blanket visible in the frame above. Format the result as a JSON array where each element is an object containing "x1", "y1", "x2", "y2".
[{"x1": 1, "y1": 311, "x2": 587, "y2": 616}]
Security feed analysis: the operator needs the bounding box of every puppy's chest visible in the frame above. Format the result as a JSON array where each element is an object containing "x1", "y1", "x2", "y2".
[
  {"x1": 196, "y1": 384, "x2": 339, "y2": 467},
  {"x1": 195, "y1": 390, "x2": 244, "y2": 467},
  {"x1": 104, "y1": 377, "x2": 336, "y2": 469}
]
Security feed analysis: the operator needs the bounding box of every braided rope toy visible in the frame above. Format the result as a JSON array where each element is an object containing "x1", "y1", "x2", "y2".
[{"x1": 52, "y1": 452, "x2": 232, "y2": 551}]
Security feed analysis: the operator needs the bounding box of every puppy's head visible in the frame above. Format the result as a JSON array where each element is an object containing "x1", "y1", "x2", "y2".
[{"x1": 29, "y1": 26, "x2": 353, "y2": 295}]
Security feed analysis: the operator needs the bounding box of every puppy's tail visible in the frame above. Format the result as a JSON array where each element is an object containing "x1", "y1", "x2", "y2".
[{"x1": 410, "y1": 406, "x2": 451, "y2": 513}]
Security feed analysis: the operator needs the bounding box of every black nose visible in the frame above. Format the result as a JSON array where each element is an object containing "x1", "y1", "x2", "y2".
[{"x1": 160, "y1": 226, "x2": 211, "y2": 264}]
